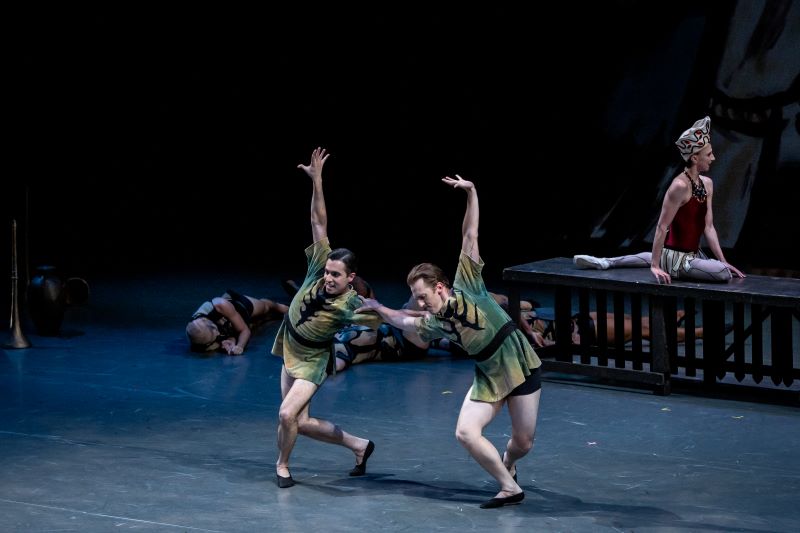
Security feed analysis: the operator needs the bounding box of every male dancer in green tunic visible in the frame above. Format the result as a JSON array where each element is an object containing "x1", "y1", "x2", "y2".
[
  {"x1": 272, "y1": 147, "x2": 381, "y2": 488},
  {"x1": 357, "y1": 175, "x2": 542, "y2": 509}
]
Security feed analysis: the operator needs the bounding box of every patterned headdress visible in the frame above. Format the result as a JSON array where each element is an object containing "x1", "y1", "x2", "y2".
[{"x1": 675, "y1": 116, "x2": 711, "y2": 161}]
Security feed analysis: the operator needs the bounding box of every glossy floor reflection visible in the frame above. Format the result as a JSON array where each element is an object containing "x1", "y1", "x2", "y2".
[{"x1": 1, "y1": 273, "x2": 798, "y2": 532}]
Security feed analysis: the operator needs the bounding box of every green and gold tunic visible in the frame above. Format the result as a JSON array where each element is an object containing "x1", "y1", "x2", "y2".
[
  {"x1": 416, "y1": 252, "x2": 541, "y2": 402},
  {"x1": 272, "y1": 238, "x2": 381, "y2": 385}
]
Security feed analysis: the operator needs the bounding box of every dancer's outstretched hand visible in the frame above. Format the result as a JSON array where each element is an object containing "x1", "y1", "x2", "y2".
[
  {"x1": 442, "y1": 174, "x2": 474, "y2": 191},
  {"x1": 297, "y1": 147, "x2": 330, "y2": 180},
  {"x1": 355, "y1": 296, "x2": 382, "y2": 314}
]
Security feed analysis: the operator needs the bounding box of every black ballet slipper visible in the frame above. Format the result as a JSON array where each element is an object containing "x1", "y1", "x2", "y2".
[
  {"x1": 276, "y1": 473, "x2": 295, "y2": 488},
  {"x1": 349, "y1": 440, "x2": 375, "y2": 477},
  {"x1": 480, "y1": 491, "x2": 524, "y2": 509}
]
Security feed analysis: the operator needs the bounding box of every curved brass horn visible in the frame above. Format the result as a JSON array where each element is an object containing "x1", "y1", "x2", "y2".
[{"x1": 5, "y1": 220, "x2": 31, "y2": 349}]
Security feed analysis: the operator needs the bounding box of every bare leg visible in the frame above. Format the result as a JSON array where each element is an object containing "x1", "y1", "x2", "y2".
[
  {"x1": 502, "y1": 389, "x2": 541, "y2": 481},
  {"x1": 252, "y1": 297, "x2": 289, "y2": 318},
  {"x1": 455, "y1": 387, "x2": 522, "y2": 499},
  {"x1": 276, "y1": 367, "x2": 316, "y2": 478},
  {"x1": 277, "y1": 366, "x2": 371, "y2": 478}
]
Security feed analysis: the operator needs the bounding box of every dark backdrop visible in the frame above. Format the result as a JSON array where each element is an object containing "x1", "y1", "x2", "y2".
[{"x1": 5, "y1": 3, "x2": 792, "y2": 311}]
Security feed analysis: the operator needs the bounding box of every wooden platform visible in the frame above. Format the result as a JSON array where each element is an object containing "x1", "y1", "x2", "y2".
[{"x1": 503, "y1": 257, "x2": 800, "y2": 395}]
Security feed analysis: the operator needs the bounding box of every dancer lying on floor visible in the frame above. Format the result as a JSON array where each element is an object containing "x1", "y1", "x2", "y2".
[
  {"x1": 519, "y1": 308, "x2": 709, "y2": 348},
  {"x1": 186, "y1": 289, "x2": 287, "y2": 355}
]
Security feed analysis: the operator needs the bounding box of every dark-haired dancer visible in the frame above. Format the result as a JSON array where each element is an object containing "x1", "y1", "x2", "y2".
[{"x1": 272, "y1": 147, "x2": 381, "y2": 488}]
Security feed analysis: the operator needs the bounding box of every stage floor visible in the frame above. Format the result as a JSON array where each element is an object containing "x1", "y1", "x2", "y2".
[{"x1": 1, "y1": 272, "x2": 798, "y2": 532}]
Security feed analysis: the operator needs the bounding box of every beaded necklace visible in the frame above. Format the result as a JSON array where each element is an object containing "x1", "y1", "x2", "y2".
[{"x1": 683, "y1": 170, "x2": 707, "y2": 203}]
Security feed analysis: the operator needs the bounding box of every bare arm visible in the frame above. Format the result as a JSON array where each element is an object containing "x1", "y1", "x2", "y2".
[
  {"x1": 297, "y1": 147, "x2": 330, "y2": 243},
  {"x1": 356, "y1": 297, "x2": 420, "y2": 333},
  {"x1": 401, "y1": 293, "x2": 426, "y2": 313},
  {"x1": 212, "y1": 298, "x2": 250, "y2": 355},
  {"x1": 398, "y1": 295, "x2": 430, "y2": 346},
  {"x1": 701, "y1": 177, "x2": 745, "y2": 278},
  {"x1": 650, "y1": 179, "x2": 688, "y2": 284},
  {"x1": 442, "y1": 175, "x2": 479, "y2": 262}
]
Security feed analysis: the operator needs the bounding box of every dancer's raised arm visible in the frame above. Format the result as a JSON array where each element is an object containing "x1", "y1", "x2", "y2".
[
  {"x1": 442, "y1": 174, "x2": 479, "y2": 262},
  {"x1": 297, "y1": 147, "x2": 330, "y2": 243}
]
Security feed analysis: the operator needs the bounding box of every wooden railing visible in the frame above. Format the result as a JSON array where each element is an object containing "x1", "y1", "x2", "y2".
[{"x1": 503, "y1": 258, "x2": 800, "y2": 395}]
